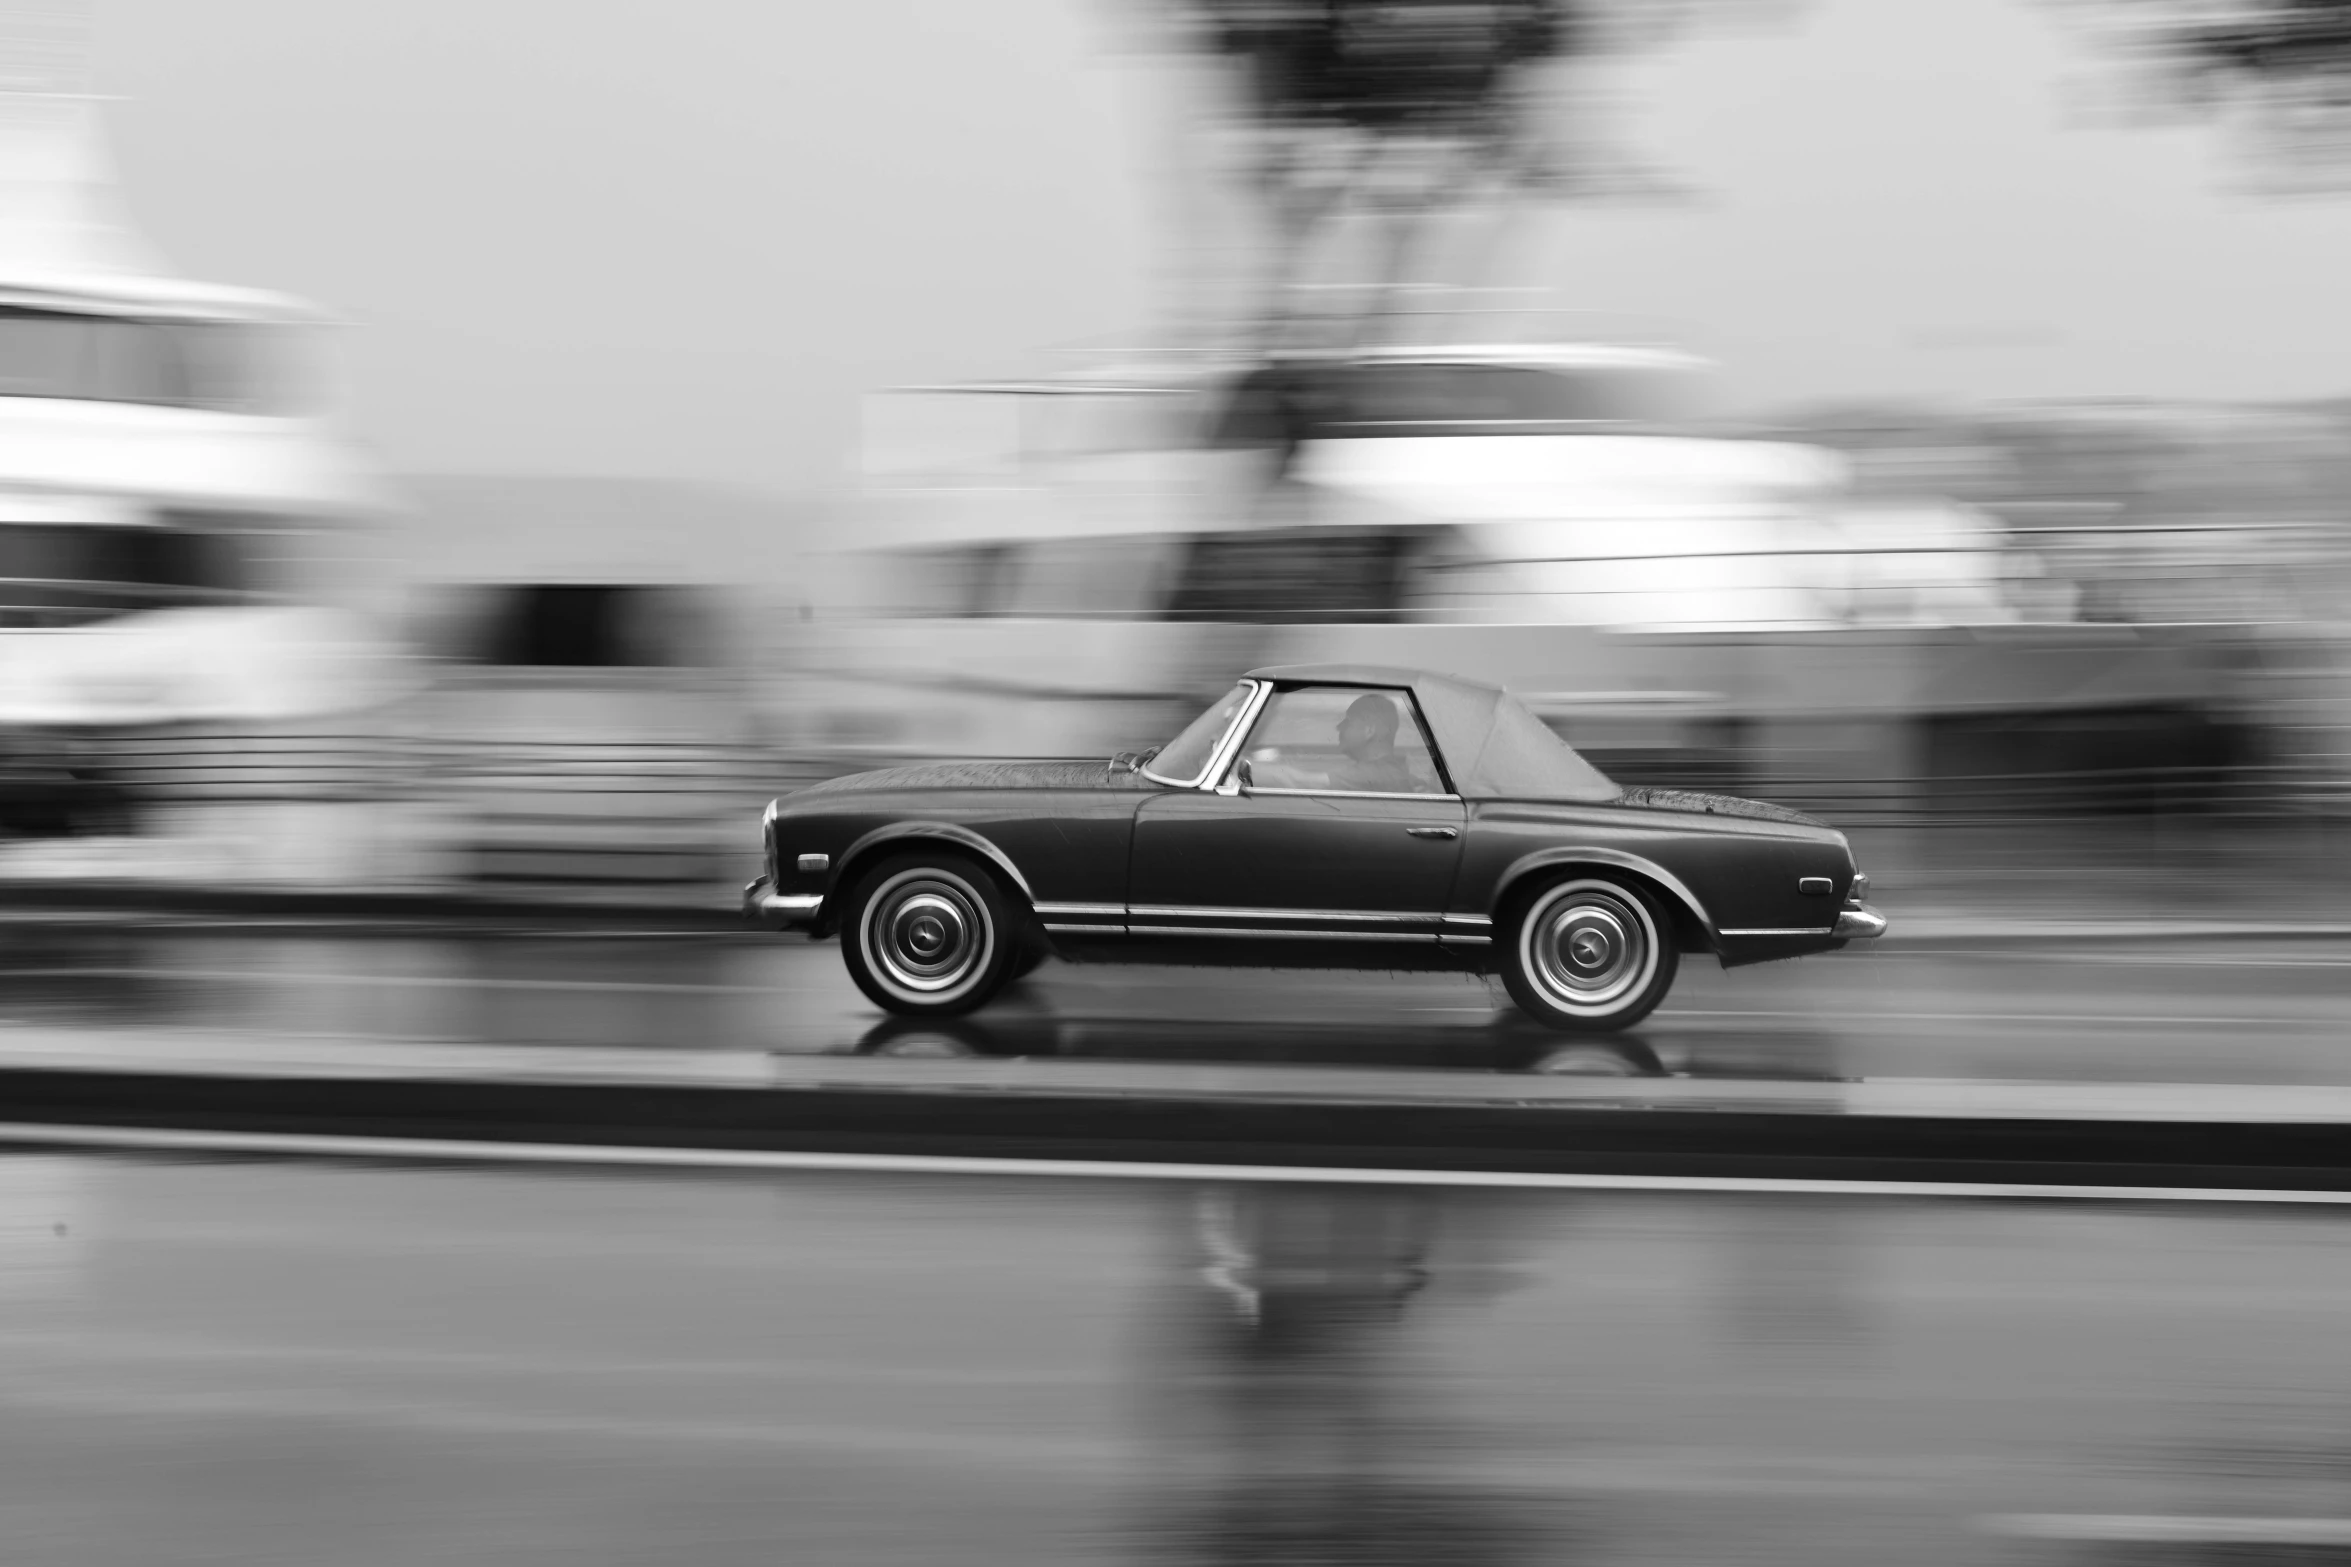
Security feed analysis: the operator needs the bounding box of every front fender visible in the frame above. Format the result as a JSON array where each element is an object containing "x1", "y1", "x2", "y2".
[
  {"x1": 822, "y1": 821, "x2": 1037, "y2": 935},
  {"x1": 1489, "y1": 846, "x2": 1718, "y2": 951}
]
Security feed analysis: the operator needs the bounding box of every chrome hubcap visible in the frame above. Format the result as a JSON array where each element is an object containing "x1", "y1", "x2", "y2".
[
  {"x1": 865, "y1": 871, "x2": 991, "y2": 997},
  {"x1": 1522, "y1": 882, "x2": 1656, "y2": 1015}
]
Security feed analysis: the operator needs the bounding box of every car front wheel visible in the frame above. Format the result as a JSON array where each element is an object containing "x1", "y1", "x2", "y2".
[
  {"x1": 841, "y1": 852, "x2": 1017, "y2": 1017},
  {"x1": 1500, "y1": 876, "x2": 1678, "y2": 1033}
]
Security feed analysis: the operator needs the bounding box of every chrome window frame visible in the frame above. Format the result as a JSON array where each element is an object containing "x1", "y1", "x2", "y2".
[
  {"x1": 1141, "y1": 678, "x2": 1270, "y2": 791},
  {"x1": 1215, "y1": 683, "x2": 1458, "y2": 801},
  {"x1": 1238, "y1": 786, "x2": 1463, "y2": 803}
]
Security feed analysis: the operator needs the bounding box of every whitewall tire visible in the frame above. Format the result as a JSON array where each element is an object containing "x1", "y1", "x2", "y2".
[
  {"x1": 841, "y1": 853, "x2": 1017, "y2": 1017},
  {"x1": 1500, "y1": 877, "x2": 1679, "y2": 1033}
]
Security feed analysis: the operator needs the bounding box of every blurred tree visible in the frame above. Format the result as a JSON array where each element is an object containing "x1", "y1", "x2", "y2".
[
  {"x1": 1144, "y1": 1, "x2": 1757, "y2": 347},
  {"x1": 2055, "y1": 0, "x2": 2351, "y2": 188},
  {"x1": 1145, "y1": 0, "x2": 2351, "y2": 351}
]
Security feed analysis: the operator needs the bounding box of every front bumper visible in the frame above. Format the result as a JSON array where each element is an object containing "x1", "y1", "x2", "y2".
[
  {"x1": 1833, "y1": 901, "x2": 1888, "y2": 940},
  {"x1": 742, "y1": 876, "x2": 823, "y2": 931}
]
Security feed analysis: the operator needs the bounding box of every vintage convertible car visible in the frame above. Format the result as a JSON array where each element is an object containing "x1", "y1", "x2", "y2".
[{"x1": 744, "y1": 665, "x2": 1885, "y2": 1032}]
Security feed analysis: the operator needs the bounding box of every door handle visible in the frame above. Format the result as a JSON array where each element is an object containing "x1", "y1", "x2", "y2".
[{"x1": 1405, "y1": 826, "x2": 1458, "y2": 840}]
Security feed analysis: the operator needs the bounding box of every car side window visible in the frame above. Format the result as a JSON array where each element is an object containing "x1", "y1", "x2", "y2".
[{"x1": 1236, "y1": 686, "x2": 1444, "y2": 797}]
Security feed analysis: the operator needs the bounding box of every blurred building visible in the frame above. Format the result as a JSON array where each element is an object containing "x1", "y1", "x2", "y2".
[
  {"x1": 0, "y1": 8, "x2": 396, "y2": 881},
  {"x1": 797, "y1": 323, "x2": 2252, "y2": 822},
  {"x1": 381, "y1": 476, "x2": 812, "y2": 896},
  {"x1": 1792, "y1": 399, "x2": 2351, "y2": 813}
]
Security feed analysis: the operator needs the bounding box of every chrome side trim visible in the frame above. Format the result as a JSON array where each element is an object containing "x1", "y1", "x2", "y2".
[
  {"x1": 1717, "y1": 926, "x2": 1835, "y2": 938},
  {"x1": 1128, "y1": 926, "x2": 1436, "y2": 942},
  {"x1": 1438, "y1": 934, "x2": 1493, "y2": 946},
  {"x1": 1440, "y1": 913, "x2": 1493, "y2": 929},
  {"x1": 1128, "y1": 903, "x2": 1433, "y2": 925},
  {"x1": 1036, "y1": 903, "x2": 1124, "y2": 937},
  {"x1": 1045, "y1": 902, "x2": 1467, "y2": 940}
]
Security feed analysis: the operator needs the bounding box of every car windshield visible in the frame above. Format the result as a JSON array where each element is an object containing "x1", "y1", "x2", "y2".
[{"x1": 1144, "y1": 681, "x2": 1253, "y2": 787}]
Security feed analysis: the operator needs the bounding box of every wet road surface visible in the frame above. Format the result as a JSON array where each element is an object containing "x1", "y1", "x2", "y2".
[
  {"x1": 7, "y1": 1151, "x2": 2351, "y2": 1564},
  {"x1": 2, "y1": 918, "x2": 2349, "y2": 1085}
]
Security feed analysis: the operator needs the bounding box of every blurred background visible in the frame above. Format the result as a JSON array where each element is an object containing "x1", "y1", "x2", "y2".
[
  {"x1": 12, "y1": 0, "x2": 2351, "y2": 921},
  {"x1": 21, "y1": 7, "x2": 2351, "y2": 1564}
]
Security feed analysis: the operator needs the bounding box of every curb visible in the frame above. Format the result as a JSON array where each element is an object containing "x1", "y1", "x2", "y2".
[{"x1": 8, "y1": 1062, "x2": 2351, "y2": 1191}]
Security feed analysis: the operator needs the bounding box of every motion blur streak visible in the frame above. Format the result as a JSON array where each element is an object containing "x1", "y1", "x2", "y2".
[{"x1": 9, "y1": 1155, "x2": 2351, "y2": 1564}]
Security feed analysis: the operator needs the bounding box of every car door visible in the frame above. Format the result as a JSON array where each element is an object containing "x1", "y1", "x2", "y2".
[{"x1": 1128, "y1": 684, "x2": 1465, "y2": 939}]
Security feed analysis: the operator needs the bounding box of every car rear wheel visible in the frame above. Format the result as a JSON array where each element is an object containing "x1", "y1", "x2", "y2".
[
  {"x1": 1500, "y1": 876, "x2": 1678, "y2": 1033},
  {"x1": 841, "y1": 852, "x2": 1017, "y2": 1017}
]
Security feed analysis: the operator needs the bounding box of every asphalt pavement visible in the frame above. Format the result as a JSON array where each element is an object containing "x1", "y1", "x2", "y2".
[
  {"x1": 3, "y1": 909, "x2": 2346, "y2": 1560},
  {"x1": 6, "y1": 1150, "x2": 2351, "y2": 1565}
]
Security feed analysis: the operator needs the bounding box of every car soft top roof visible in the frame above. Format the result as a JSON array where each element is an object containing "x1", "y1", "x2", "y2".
[{"x1": 1244, "y1": 664, "x2": 1620, "y2": 803}]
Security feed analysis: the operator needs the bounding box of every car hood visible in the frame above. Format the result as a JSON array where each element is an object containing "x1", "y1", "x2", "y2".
[
  {"x1": 797, "y1": 759, "x2": 1125, "y2": 797},
  {"x1": 1611, "y1": 786, "x2": 1831, "y2": 830}
]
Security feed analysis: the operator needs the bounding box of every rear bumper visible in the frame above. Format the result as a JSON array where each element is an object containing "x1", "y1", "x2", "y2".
[
  {"x1": 741, "y1": 876, "x2": 823, "y2": 931},
  {"x1": 1833, "y1": 901, "x2": 1888, "y2": 940}
]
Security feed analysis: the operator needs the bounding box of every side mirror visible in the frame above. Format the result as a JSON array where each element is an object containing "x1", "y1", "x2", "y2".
[
  {"x1": 1215, "y1": 759, "x2": 1253, "y2": 797},
  {"x1": 1108, "y1": 751, "x2": 1140, "y2": 776}
]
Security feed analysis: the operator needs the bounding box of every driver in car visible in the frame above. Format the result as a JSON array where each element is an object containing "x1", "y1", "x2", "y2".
[{"x1": 1327, "y1": 693, "x2": 1419, "y2": 794}]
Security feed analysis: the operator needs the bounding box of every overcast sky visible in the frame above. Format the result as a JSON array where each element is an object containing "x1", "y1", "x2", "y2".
[{"x1": 87, "y1": 0, "x2": 2351, "y2": 496}]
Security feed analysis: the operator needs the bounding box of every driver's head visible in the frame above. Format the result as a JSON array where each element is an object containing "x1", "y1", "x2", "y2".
[{"x1": 1338, "y1": 693, "x2": 1401, "y2": 761}]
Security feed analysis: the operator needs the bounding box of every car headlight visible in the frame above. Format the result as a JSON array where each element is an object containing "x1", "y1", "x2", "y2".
[{"x1": 1849, "y1": 871, "x2": 1870, "y2": 901}]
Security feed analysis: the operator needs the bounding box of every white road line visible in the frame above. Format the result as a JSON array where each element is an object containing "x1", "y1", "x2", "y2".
[
  {"x1": 1908, "y1": 949, "x2": 2351, "y2": 968},
  {"x1": 0, "y1": 1327, "x2": 1085, "y2": 1388},
  {"x1": 0, "y1": 1365, "x2": 1115, "y2": 1468},
  {"x1": 1662, "y1": 1009, "x2": 2311, "y2": 1028},
  {"x1": 4, "y1": 1120, "x2": 2351, "y2": 1204},
  {"x1": 1983, "y1": 1516, "x2": 2351, "y2": 1544}
]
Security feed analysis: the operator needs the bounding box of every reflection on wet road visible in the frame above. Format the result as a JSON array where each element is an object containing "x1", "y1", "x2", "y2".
[
  {"x1": 8, "y1": 1152, "x2": 2351, "y2": 1564},
  {"x1": 3, "y1": 920, "x2": 2351, "y2": 1084}
]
